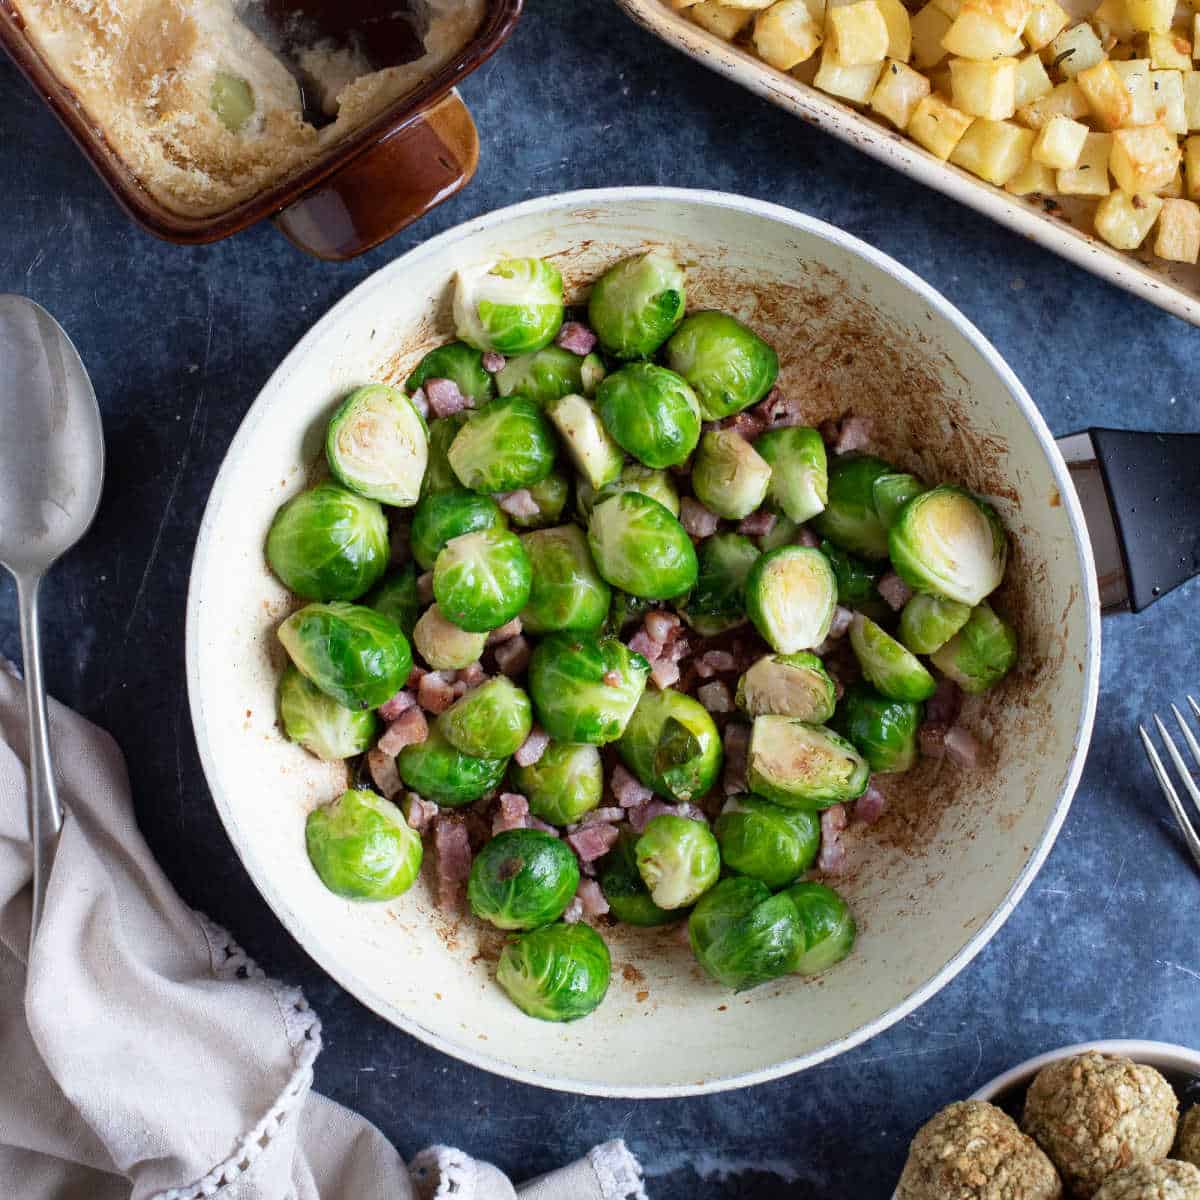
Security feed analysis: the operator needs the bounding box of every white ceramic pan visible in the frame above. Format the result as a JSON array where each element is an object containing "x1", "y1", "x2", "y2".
[{"x1": 186, "y1": 188, "x2": 1102, "y2": 1097}]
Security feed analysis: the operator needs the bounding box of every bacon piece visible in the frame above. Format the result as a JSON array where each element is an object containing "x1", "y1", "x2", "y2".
[
  {"x1": 795, "y1": 526, "x2": 820, "y2": 548},
  {"x1": 567, "y1": 822, "x2": 620, "y2": 863},
  {"x1": 626, "y1": 801, "x2": 653, "y2": 834},
  {"x1": 944, "y1": 725, "x2": 983, "y2": 768},
  {"x1": 628, "y1": 630, "x2": 661, "y2": 662},
  {"x1": 562, "y1": 897, "x2": 585, "y2": 924},
  {"x1": 650, "y1": 658, "x2": 680, "y2": 690},
  {"x1": 408, "y1": 388, "x2": 429, "y2": 420},
  {"x1": 694, "y1": 649, "x2": 737, "y2": 679},
  {"x1": 582, "y1": 806, "x2": 625, "y2": 826},
  {"x1": 611, "y1": 764, "x2": 654, "y2": 809},
  {"x1": 402, "y1": 792, "x2": 438, "y2": 833},
  {"x1": 417, "y1": 671, "x2": 456, "y2": 713},
  {"x1": 482, "y1": 351, "x2": 505, "y2": 373},
  {"x1": 817, "y1": 804, "x2": 848, "y2": 875},
  {"x1": 407, "y1": 664, "x2": 427, "y2": 689},
  {"x1": 644, "y1": 611, "x2": 681, "y2": 644},
  {"x1": 722, "y1": 409, "x2": 767, "y2": 440},
  {"x1": 555, "y1": 321, "x2": 598, "y2": 355},
  {"x1": 486, "y1": 617, "x2": 523, "y2": 646},
  {"x1": 834, "y1": 415, "x2": 873, "y2": 455},
  {"x1": 680, "y1": 497, "x2": 720, "y2": 539},
  {"x1": 877, "y1": 571, "x2": 913, "y2": 612},
  {"x1": 425, "y1": 377, "x2": 469, "y2": 418},
  {"x1": 514, "y1": 725, "x2": 550, "y2": 767},
  {"x1": 451, "y1": 680, "x2": 468, "y2": 699},
  {"x1": 723, "y1": 724, "x2": 751, "y2": 795},
  {"x1": 493, "y1": 635, "x2": 531, "y2": 677},
  {"x1": 697, "y1": 681, "x2": 733, "y2": 713},
  {"x1": 433, "y1": 817, "x2": 472, "y2": 909},
  {"x1": 853, "y1": 780, "x2": 887, "y2": 825},
  {"x1": 377, "y1": 707, "x2": 429, "y2": 755},
  {"x1": 701, "y1": 420, "x2": 722, "y2": 434},
  {"x1": 378, "y1": 690, "x2": 417, "y2": 721},
  {"x1": 496, "y1": 489, "x2": 539, "y2": 520},
  {"x1": 456, "y1": 661, "x2": 487, "y2": 689},
  {"x1": 576, "y1": 878, "x2": 610, "y2": 918},
  {"x1": 492, "y1": 792, "x2": 531, "y2": 835},
  {"x1": 367, "y1": 748, "x2": 403, "y2": 799},
  {"x1": 417, "y1": 572, "x2": 434, "y2": 605},
  {"x1": 827, "y1": 605, "x2": 854, "y2": 640},
  {"x1": 926, "y1": 677, "x2": 963, "y2": 727},
  {"x1": 529, "y1": 817, "x2": 560, "y2": 836},
  {"x1": 738, "y1": 509, "x2": 776, "y2": 538}
]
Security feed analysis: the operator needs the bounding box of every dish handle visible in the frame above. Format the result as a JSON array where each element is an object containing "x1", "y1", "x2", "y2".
[{"x1": 273, "y1": 89, "x2": 479, "y2": 261}]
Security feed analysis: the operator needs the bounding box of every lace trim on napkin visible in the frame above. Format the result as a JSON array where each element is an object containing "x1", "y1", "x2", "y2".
[
  {"x1": 150, "y1": 914, "x2": 323, "y2": 1200},
  {"x1": 589, "y1": 1140, "x2": 648, "y2": 1200},
  {"x1": 410, "y1": 1145, "x2": 480, "y2": 1198}
]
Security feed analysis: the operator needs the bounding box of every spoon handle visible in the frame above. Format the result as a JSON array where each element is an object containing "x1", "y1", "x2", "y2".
[{"x1": 16, "y1": 572, "x2": 63, "y2": 956}]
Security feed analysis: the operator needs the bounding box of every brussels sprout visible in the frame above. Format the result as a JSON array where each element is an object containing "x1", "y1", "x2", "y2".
[
  {"x1": 496, "y1": 921, "x2": 611, "y2": 1022},
  {"x1": 580, "y1": 352, "x2": 607, "y2": 397},
  {"x1": 266, "y1": 482, "x2": 389, "y2": 602},
  {"x1": 595, "y1": 364, "x2": 702, "y2": 469},
  {"x1": 520, "y1": 524, "x2": 611, "y2": 635},
  {"x1": 606, "y1": 590, "x2": 654, "y2": 633},
  {"x1": 873, "y1": 472, "x2": 926, "y2": 529},
  {"x1": 422, "y1": 414, "x2": 468, "y2": 497},
  {"x1": 410, "y1": 489, "x2": 506, "y2": 571},
  {"x1": 635, "y1": 814, "x2": 720, "y2": 910},
  {"x1": 587, "y1": 251, "x2": 686, "y2": 360},
  {"x1": 396, "y1": 721, "x2": 507, "y2": 807},
  {"x1": 587, "y1": 492, "x2": 698, "y2": 600},
  {"x1": 691, "y1": 431, "x2": 772, "y2": 521},
  {"x1": 663, "y1": 311, "x2": 779, "y2": 421},
  {"x1": 440, "y1": 677, "x2": 532, "y2": 759},
  {"x1": 453, "y1": 257, "x2": 564, "y2": 355},
  {"x1": 412, "y1": 603, "x2": 488, "y2": 670},
  {"x1": 325, "y1": 385, "x2": 428, "y2": 507},
  {"x1": 929, "y1": 601, "x2": 1018, "y2": 693},
  {"x1": 495, "y1": 345, "x2": 587, "y2": 407},
  {"x1": 527, "y1": 633, "x2": 650, "y2": 744},
  {"x1": 433, "y1": 527, "x2": 532, "y2": 632},
  {"x1": 448, "y1": 397, "x2": 557, "y2": 494},
  {"x1": 889, "y1": 485, "x2": 1008, "y2": 606},
  {"x1": 849, "y1": 614, "x2": 937, "y2": 703},
  {"x1": 830, "y1": 682, "x2": 922, "y2": 774},
  {"x1": 507, "y1": 470, "x2": 570, "y2": 530},
  {"x1": 736, "y1": 651, "x2": 837, "y2": 722},
  {"x1": 809, "y1": 455, "x2": 893, "y2": 559},
  {"x1": 211, "y1": 71, "x2": 254, "y2": 132},
  {"x1": 278, "y1": 602, "x2": 412, "y2": 710},
  {"x1": 305, "y1": 788, "x2": 422, "y2": 900},
  {"x1": 468, "y1": 829, "x2": 580, "y2": 930},
  {"x1": 715, "y1": 795, "x2": 820, "y2": 890},
  {"x1": 745, "y1": 546, "x2": 837, "y2": 654},
  {"x1": 755, "y1": 427, "x2": 828, "y2": 525},
  {"x1": 819, "y1": 539, "x2": 881, "y2": 608},
  {"x1": 898, "y1": 593, "x2": 971, "y2": 655},
  {"x1": 747, "y1": 716, "x2": 869, "y2": 809},
  {"x1": 782, "y1": 882, "x2": 856, "y2": 975},
  {"x1": 618, "y1": 689, "x2": 723, "y2": 803},
  {"x1": 681, "y1": 532, "x2": 760, "y2": 637},
  {"x1": 407, "y1": 340, "x2": 496, "y2": 406},
  {"x1": 598, "y1": 832, "x2": 680, "y2": 926},
  {"x1": 512, "y1": 740, "x2": 603, "y2": 826},
  {"x1": 279, "y1": 666, "x2": 378, "y2": 761},
  {"x1": 688, "y1": 876, "x2": 804, "y2": 991},
  {"x1": 546, "y1": 394, "x2": 624, "y2": 490},
  {"x1": 366, "y1": 565, "x2": 421, "y2": 637},
  {"x1": 577, "y1": 464, "x2": 680, "y2": 522}
]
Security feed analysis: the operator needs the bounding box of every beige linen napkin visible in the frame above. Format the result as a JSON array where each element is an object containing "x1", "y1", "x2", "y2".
[{"x1": 0, "y1": 661, "x2": 646, "y2": 1200}]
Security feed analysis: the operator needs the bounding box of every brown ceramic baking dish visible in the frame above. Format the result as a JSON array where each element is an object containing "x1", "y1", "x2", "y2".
[{"x1": 0, "y1": 0, "x2": 522, "y2": 259}]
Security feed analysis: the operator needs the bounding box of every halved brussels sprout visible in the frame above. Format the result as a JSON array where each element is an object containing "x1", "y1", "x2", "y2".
[
  {"x1": 278, "y1": 602, "x2": 412, "y2": 710},
  {"x1": 888, "y1": 485, "x2": 1008, "y2": 606},
  {"x1": 691, "y1": 431, "x2": 773, "y2": 520},
  {"x1": 279, "y1": 666, "x2": 378, "y2": 761},
  {"x1": 512, "y1": 740, "x2": 603, "y2": 826},
  {"x1": 681, "y1": 532, "x2": 760, "y2": 637},
  {"x1": 929, "y1": 601, "x2": 1018, "y2": 693},
  {"x1": 782, "y1": 881, "x2": 856, "y2": 974},
  {"x1": 663, "y1": 311, "x2": 779, "y2": 421},
  {"x1": 898, "y1": 593, "x2": 972, "y2": 655},
  {"x1": 736, "y1": 651, "x2": 837, "y2": 722},
  {"x1": 422, "y1": 414, "x2": 468, "y2": 497},
  {"x1": 305, "y1": 788, "x2": 422, "y2": 900},
  {"x1": 849, "y1": 614, "x2": 937, "y2": 702},
  {"x1": 410, "y1": 489, "x2": 506, "y2": 571},
  {"x1": 745, "y1": 546, "x2": 837, "y2": 653},
  {"x1": 635, "y1": 813, "x2": 721, "y2": 909},
  {"x1": 577, "y1": 464, "x2": 681, "y2": 522},
  {"x1": 747, "y1": 716, "x2": 869, "y2": 809},
  {"x1": 266, "y1": 482, "x2": 389, "y2": 602},
  {"x1": 587, "y1": 492, "x2": 699, "y2": 600},
  {"x1": 468, "y1": 829, "x2": 580, "y2": 930},
  {"x1": 819, "y1": 539, "x2": 881, "y2": 608},
  {"x1": 433, "y1": 527, "x2": 532, "y2": 632},
  {"x1": 440, "y1": 677, "x2": 532, "y2": 758},
  {"x1": 412, "y1": 603, "x2": 488, "y2": 670},
  {"x1": 453, "y1": 258, "x2": 564, "y2": 355},
  {"x1": 873, "y1": 472, "x2": 926, "y2": 529},
  {"x1": 831, "y1": 682, "x2": 922, "y2": 774},
  {"x1": 520, "y1": 524, "x2": 611, "y2": 635},
  {"x1": 496, "y1": 922, "x2": 611, "y2": 1022},
  {"x1": 366, "y1": 565, "x2": 421, "y2": 637},
  {"x1": 599, "y1": 832, "x2": 680, "y2": 926},
  {"x1": 325, "y1": 385, "x2": 427, "y2": 507},
  {"x1": 546, "y1": 394, "x2": 625, "y2": 490},
  {"x1": 495, "y1": 345, "x2": 588, "y2": 407},
  {"x1": 448, "y1": 397, "x2": 557, "y2": 494},
  {"x1": 587, "y1": 251, "x2": 686, "y2": 360},
  {"x1": 211, "y1": 71, "x2": 254, "y2": 132},
  {"x1": 396, "y1": 721, "x2": 507, "y2": 807},
  {"x1": 406, "y1": 340, "x2": 496, "y2": 407},
  {"x1": 508, "y1": 470, "x2": 570, "y2": 530},
  {"x1": 580, "y1": 352, "x2": 607, "y2": 397},
  {"x1": 809, "y1": 455, "x2": 893, "y2": 560},
  {"x1": 687, "y1": 876, "x2": 804, "y2": 991},
  {"x1": 595, "y1": 364, "x2": 702, "y2": 469},
  {"x1": 714, "y1": 795, "x2": 820, "y2": 890},
  {"x1": 619, "y1": 689, "x2": 723, "y2": 803},
  {"x1": 757, "y1": 511, "x2": 801, "y2": 552},
  {"x1": 755, "y1": 427, "x2": 828, "y2": 524},
  {"x1": 527, "y1": 633, "x2": 650, "y2": 744}
]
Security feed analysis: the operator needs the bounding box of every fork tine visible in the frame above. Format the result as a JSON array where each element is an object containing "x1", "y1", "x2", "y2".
[
  {"x1": 1157, "y1": 713, "x2": 1200, "y2": 815},
  {"x1": 1170, "y1": 704, "x2": 1200, "y2": 777},
  {"x1": 1141, "y1": 720, "x2": 1200, "y2": 873},
  {"x1": 1188, "y1": 694, "x2": 1200, "y2": 722}
]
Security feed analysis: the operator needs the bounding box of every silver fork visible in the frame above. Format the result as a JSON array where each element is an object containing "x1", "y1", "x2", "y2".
[{"x1": 1139, "y1": 697, "x2": 1200, "y2": 873}]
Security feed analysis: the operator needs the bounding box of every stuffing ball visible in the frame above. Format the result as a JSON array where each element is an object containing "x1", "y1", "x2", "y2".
[
  {"x1": 1023, "y1": 1053, "x2": 1179, "y2": 1198},
  {"x1": 897, "y1": 1100, "x2": 1063, "y2": 1200},
  {"x1": 1176, "y1": 1108, "x2": 1200, "y2": 1169},
  {"x1": 1093, "y1": 1160, "x2": 1200, "y2": 1200}
]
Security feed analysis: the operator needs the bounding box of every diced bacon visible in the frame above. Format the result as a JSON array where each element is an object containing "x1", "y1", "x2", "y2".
[
  {"x1": 402, "y1": 792, "x2": 438, "y2": 833},
  {"x1": 926, "y1": 677, "x2": 963, "y2": 727},
  {"x1": 409, "y1": 387, "x2": 429, "y2": 419},
  {"x1": 493, "y1": 635, "x2": 531, "y2": 677},
  {"x1": 669, "y1": 455, "x2": 694, "y2": 477},
  {"x1": 417, "y1": 572, "x2": 434, "y2": 604},
  {"x1": 854, "y1": 780, "x2": 887, "y2": 825},
  {"x1": 425, "y1": 377, "x2": 469, "y2": 418},
  {"x1": 567, "y1": 823, "x2": 619, "y2": 863},
  {"x1": 673, "y1": 802, "x2": 708, "y2": 824},
  {"x1": 433, "y1": 817, "x2": 472, "y2": 909},
  {"x1": 417, "y1": 670, "x2": 456, "y2": 713},
  {"x1": 642, "y1": 800, "x2": 675, "y2": 826},
  {"x1": 944, "y1": 725, "x2": 983, "y2": 768},
  {"x1": 582, "y1": 806, "x2": 625, "y2": 826},
  {"x1": 367, "y1": 748, "x2": 403, "y2": 799},
  {"x1": 529, "y1": 817, "x2": 559, "y2": 836},
  {"x1": 723, "y1": 724, "x2": 750, "y2": 795},
  {"x1": 878, "y1": 571, "x2": 913, "y2": 612},
  {"x1": 562, "y1": 897, "x2": 584, "y2": 924},
  {"x1": 834, "y1": 415, "x2": 873, "y2": 455},
  {"x1": 828, "y1": 605, "x2": 854, "y2": 640},
  {"x1": 456, "y1": 661, "x2": 487, "y2": 689},
  {"x1": 602, "y1": 669, "x2": 623, "y2": 687},
  {"x1": 626, "y1": 801, "x2": 653, "y2": 834},
  {"x1": 482, "y1": 351, "x2": 505, "y2": 373},
  {"x1": 485, "y1": 617, "x2": 523, "y2": 646},
  {"x1": 697, "y1": 681, "x2": 733, "y2": 713},
  {"x1": 665, "y1": 635, "x2": 691, "y2": 663},
  {"x1": 377, "y1": 707, "x2": 429, "y2": 755},
  {"x1": 555, "y1": 321, "x2": 598, "y2": 355},
  {"x1": 680, "y1": 497, "x2": 720, "y2": 539},
  {"x1": 795, "y1": 526, "x2": 820, "y2": 548},
  {"x1": 722, "y1": 409, "x2": 767, "y2": 440},
  {"x1": 738, "y1": 509, "x2": 776, "y2": 538},
  {"x1": 694, "y1": 649, "x2": 737, "y2": 679},
  {"x1": 650, "y1": 658, "x2": 680, "y2": 690},
  {"x1": 701, "y1": 420, "x2": 721, "y2": 434},
  {"x1": 407, "y1": 664, "x2": 427, "y2": 689},
  {"x1": 817, "y1": 804, "x2": 849, "y2": 875},
  {"x1": 513, "y1": 726, "x2": 550, "y2": 767},
  {"x1": 378, "y1": 689, "x2": 417, "y2": 721},
  {"x1": 576, "y1": 878, "x2": 610, "y2": 918},
  {"x1": 644, "y1": 611, "x2": 681, "y2": 643},
  {"x1": 612, "y1": 764, "x2": 654, "y2": 809},
  {"x1": 628, "y1": 630, "x2": 661, "y2": 661},
  {"x1": 492, "y1": 791, "x2": 531, "y2": 835},
  {"x1": 496, "y1": 489, "x2": 539, "y2": 520},
  {"x1": 451, "y1": 680, "x2": 468, "y2": 699}
]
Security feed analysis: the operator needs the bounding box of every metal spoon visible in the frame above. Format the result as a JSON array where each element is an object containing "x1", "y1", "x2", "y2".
[{"x1": 0, "y1": 296, "x2": 104, "y2": 953}]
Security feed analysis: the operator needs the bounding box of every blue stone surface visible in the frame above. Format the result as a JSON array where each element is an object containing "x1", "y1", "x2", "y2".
[{"x1": 1, "y1": 2, "x2": 1198, "y2": 1195}]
